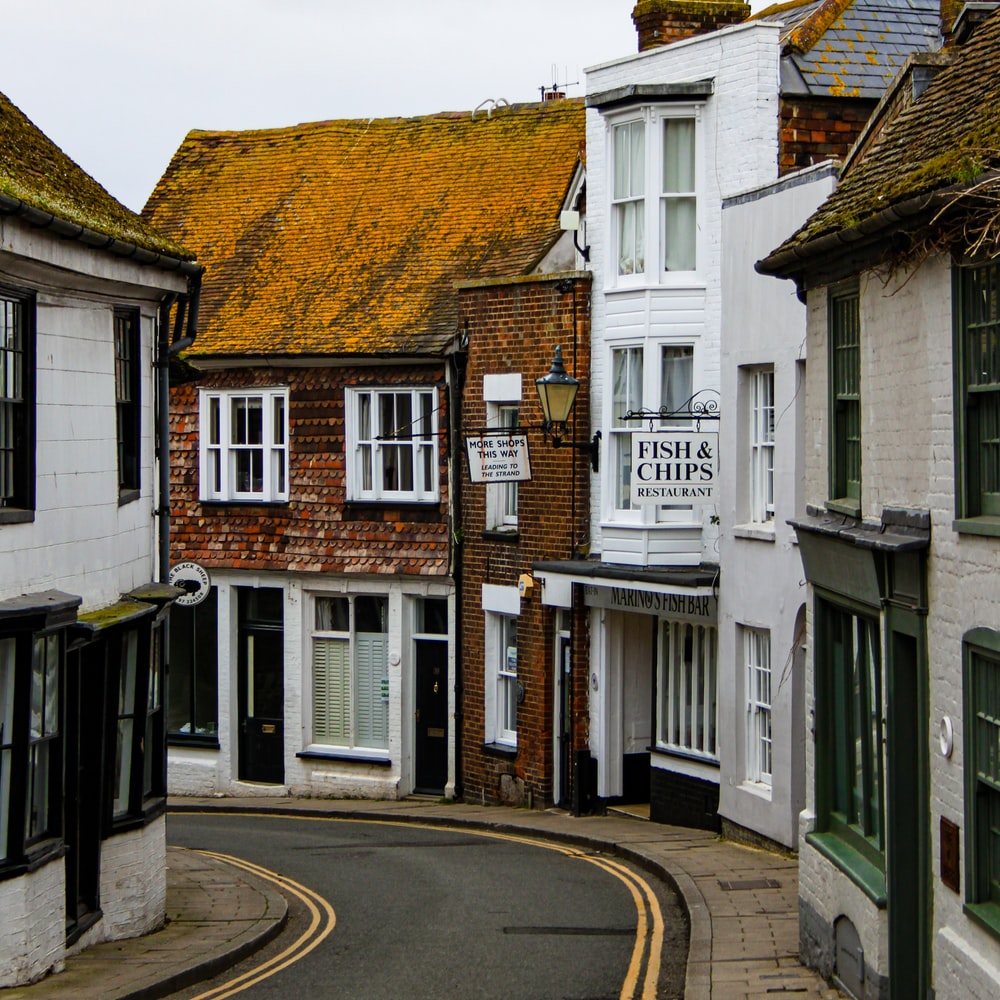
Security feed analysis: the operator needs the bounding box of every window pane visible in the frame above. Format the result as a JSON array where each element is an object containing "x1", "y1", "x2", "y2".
[
  {"x1": 232, "y1": 397, "x2": 263, "y2": 445},
  {"x1": 416, "y1": 598, "x2": 448, "y2": 635},
  {"x1": 316, "y1": 596, "x2": 350, "y2": 632},
  {"x1": 356, "y1": 596, "x2": 387, "y2": 634},
  {"x1": 831, "y1": 289, "x2": 861, "y2": 501},
  {"x1": 660, "y1": 346, "x2": 693, "y2": 420},
  {"x1": 663, "y1": 197, "x2": 696, "y2": 272},
  {"x1": 663, "y1": 119, "x2": 695, "y2": 193},
  {"x1": 26, "y1": 741, "x2": 50, "y2": 840},
  {"x1": 169, "y1": 590, "x2": 219, "y2": 737}
]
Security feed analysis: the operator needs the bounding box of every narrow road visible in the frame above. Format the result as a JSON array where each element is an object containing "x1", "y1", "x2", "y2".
[{"x1": 167, "y1": 812, "x2": 687, "y2": 1000}]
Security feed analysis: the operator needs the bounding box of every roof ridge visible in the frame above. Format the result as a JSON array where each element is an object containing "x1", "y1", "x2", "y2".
[{"x1": 785, "y1": 0, "x2": 854, "y2": 53}]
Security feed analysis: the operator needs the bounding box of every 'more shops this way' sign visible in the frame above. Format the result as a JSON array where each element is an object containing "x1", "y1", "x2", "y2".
[
  {"x1": 630, "y1": 431, "x2": 718, "y2": 504},
  {"x1": 466, "y1": 433, "x2": 532, "y2": 484}
]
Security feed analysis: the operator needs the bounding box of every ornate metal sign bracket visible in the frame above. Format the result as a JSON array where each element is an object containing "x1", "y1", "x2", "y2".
[{"x1": 623, "y1": 388, "x2": 720, "y2": 432}]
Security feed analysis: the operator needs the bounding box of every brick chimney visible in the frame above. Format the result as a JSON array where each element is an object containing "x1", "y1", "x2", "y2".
[{"x1": 632, "y1": 0, "x2": 752, "y2": 51}]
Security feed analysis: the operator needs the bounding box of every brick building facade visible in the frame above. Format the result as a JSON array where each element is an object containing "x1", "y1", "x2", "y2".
[{"x1": 457, "y1": 273, "x2": 593, "y2": 810}]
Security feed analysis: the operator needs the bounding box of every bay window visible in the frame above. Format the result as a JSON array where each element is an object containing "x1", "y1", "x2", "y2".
[{"x1": 610, "y1": 110, "x2": 698, "y2": 283}]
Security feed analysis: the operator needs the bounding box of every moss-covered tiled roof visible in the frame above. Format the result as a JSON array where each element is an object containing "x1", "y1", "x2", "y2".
[
  {"x1": 143, "y1": 101, "x2": 585, "y2": 359},
  {"x1": 0, "y1": 90, "x2": 193, "y2": 261},
  {"x1": 761, "y1": 8, "x2": 1000, "y2": 269},
  {"x1": 755, "y1": 0, "x2": 940, "y2": 99}
]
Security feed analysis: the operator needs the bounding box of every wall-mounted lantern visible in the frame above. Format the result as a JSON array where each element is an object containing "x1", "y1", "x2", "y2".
[{"x1": 535, "y1": 346, "x2": 600, "y2": 472}]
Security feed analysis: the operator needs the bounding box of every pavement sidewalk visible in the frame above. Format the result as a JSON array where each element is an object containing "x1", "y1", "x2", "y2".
[{"x1": 4, "y1": 796, "x2": 845, "y2": 999}]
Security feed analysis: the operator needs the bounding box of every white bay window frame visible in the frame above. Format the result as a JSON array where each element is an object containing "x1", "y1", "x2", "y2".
[
  {"x1": 608, "y1": 106, "x2": 701, "y2": 287},
  {"x1": 200, "y1": 387, "x2": 289, "y2": 502},
  {"x1": 606, "y1": 341, "x2": 696, "y2": 524},
  {"x1": 346, "y1": 387, "x2": 438, "y2": 503}
]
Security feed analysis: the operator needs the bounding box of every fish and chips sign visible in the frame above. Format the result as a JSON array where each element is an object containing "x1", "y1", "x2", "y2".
[
  {"x1": 631, "y1": 431, "x2": 718, "y2": 504},
  {"x1": 466, "y1": 432, "x2": 532, "y2": 483}
]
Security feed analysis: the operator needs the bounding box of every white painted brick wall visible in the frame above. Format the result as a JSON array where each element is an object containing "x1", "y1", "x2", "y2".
[
  {"x1": 93, "y1": 818, "x2": 167, "y2": 942},
  {"x1": 800, "y1": 255, "x2": 1000, "y2": 994},
  {"x1": 585, "y1": 23, "x2": 781, "y2": 557},
  {"x1": 0, "y1": 858, "x2": 66, "y2": 987}
]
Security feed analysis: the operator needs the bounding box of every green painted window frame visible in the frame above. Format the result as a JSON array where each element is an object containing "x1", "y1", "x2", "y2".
[
  {"x1": 954, "y1": 261, "x2": 1000, "y2": 534},
  {"x1": 828, "y1": 284, "x2": 861, "y2": 516},
  {"x1": 808, "y1": 596, "x2": 886, "y2": 896},
  {"x1": 963, "y1": 627, "x2": 1000, "y2": 938}
]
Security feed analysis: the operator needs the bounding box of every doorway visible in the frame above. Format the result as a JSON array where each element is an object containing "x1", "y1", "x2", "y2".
[
  {"x1": 414, "y1": 639, "x2": 447, "y2": 793},
  {"x1": 64, "y1": 641, "x2": 105, "y2": 943},
  {"x1": 236, "y1": 587, "x2": 284, "y2": 784}
]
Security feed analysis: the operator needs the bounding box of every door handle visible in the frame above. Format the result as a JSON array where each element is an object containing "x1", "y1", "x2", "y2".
[{"x1": 415, "y1": 709, "x2": 421, "y2": 722}]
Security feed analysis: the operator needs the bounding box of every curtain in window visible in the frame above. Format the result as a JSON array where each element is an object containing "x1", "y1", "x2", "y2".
[{"x1": 662, "y1": 119, "x2": 696, "y2": 271}]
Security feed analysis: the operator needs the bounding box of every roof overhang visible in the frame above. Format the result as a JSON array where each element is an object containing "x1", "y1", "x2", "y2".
[{"x1": 586, "y1": 80, "x2": 714, "y2": 112}]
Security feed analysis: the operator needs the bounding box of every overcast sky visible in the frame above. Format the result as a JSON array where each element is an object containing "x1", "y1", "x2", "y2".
[{"x1": 3, "y1": 1, "x2": 645, "y2": 212}]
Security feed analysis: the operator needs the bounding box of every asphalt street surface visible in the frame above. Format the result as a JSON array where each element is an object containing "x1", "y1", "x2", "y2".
[{"x1": 166, "y1": 812, "x2": 687, "y2": 1000}]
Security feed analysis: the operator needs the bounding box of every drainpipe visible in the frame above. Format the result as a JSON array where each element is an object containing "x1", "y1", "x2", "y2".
[{"x1": 156, "y1": 271, "x2": 202, "y2": 582}]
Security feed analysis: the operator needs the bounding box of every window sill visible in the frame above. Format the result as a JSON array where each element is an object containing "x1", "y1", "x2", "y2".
[
  {"x1": 732, "y1": 523, "x2": 775, "y2": 543},
  {"x1": 0, "y1": 507, "x2": 34, "y2": 525},
  {"x1": 168, "y1": 734, "x2": 221, "y2": 750},
  {"x1": 108, "y1": 796, "x2": 167, "y2": 836},
  {"x1": 296, "y1": 746, "x2": 391, "y2": 766},
  {"x1": 650, "y1": 744, "x2": 720, "y2": 768},
  {"x1": 481, "y1": 528, "x2": 520, "y2": 543},
  {"x1": 825, "y1": 499, "x2": 861, "y2": 519},
  {"x1": 118, "y1": 487, "x2": 140, "y2": 507},
  {"x1": 738, "y1": 779, "x2": 773, "y2": 801},
  {"x1": 953, "y1": 516, "x2": 1000, "y2": 538},
  {"x1": 482, "y1": 741, "x2": 518, "y2": 759},
  {"x1": 964, "y1": 901, "x2": 1000, "y2": 941},
  {"x1": 0, "y1": 838, "x2": 67, "y2": 882},
  {"x1": 806, "y1": 830, "x2": 886, "y2": 906},
  {"x1": 199, "y1": 499, "x2": 290, "y2": 508},
  {"x1": 344, "y1": 499, "x2": 440, "y2": 509}
]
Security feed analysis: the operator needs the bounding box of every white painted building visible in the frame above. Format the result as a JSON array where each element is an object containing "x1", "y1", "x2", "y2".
[
  {"x1": 0, "y1": 91, "x2": 200, "y2": 985},
  {"x1": 717, "y1": 163, "x2": 836, "y2": 849},
  {"x1": 758, "y1": 8, "x2": 1000, "y2": 995}
]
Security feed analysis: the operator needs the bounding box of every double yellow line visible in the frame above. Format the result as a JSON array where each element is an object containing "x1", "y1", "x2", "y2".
[
  {"x1": 175, "y1": 814, "x2": 665, "y2": 1000},
  {"x1": 185, "y1": 848, "x2": 336, "y2": 1000}
]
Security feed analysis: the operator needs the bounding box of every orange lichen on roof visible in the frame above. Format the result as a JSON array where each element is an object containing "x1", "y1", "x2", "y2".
[
  {"x1": 784, "y1": 0, "x2": 853, "y2": 53},
  {"x1": 143, "y1": 100, "x2": 585, "y2": 359},
  {"x1": 0, "y1": 90, "x2": 192, "y2": 260}
]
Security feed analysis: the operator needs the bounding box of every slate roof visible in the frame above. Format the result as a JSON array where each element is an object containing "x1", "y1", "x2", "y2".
[
  {"x1": 0, "y1": 90, "x2": 192, "y2": 261},
  {"x1": 755, "y1": 0, "x2": 941, "y2": 98},
  {"x1": 759, "y1": 8, "x2": 1000, "y2": 274},
  {"x1": 143, "y1": 100, "x2": 585, "y2": 360}
]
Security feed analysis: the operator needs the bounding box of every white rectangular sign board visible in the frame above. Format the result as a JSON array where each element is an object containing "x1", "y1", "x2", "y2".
[
  {"x1": 465, "y1": 434, "x2": 532, "y2": 484},
  {"x1": 630, "y1": 431, "x2": 718, "y2": 504}
]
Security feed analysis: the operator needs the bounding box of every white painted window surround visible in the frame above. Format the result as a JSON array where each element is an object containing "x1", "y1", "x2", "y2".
[
  {"x1": 483, "y1": 371, "x2": 522, "y2": 530},
  {"x1": 482, "y1": 585, "x2": 520, "y2": 748}
]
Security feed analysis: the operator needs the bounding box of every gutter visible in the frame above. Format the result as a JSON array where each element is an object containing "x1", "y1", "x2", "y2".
[
  {"x1": 0, "y1": 192, "x2": 203, "y2": 276},
  {"x1": 754, "y1": 180, "x2": 974, "y2": 294}
]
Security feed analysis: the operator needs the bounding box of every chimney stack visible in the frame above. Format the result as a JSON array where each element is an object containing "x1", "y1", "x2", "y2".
[{"x1": 632, "y1": 0, "x2": 752, "y2": 52}]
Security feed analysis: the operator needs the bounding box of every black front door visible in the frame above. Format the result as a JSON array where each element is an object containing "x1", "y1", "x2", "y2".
[
  {"x1": 237, "y1": 588, "x2": 284, "y2": 784},
  {"x1": 414, "y1": 639, "x2": 447, "y2": 793},
  {"x1": 64, "y1": 642, "x2": 105, "y2": 942}
]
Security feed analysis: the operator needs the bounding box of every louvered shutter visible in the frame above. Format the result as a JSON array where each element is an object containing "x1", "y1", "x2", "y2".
[
  {"x1": 355, "y1": 633, "x2": 388, "y2": 749},
  {"x1": 313, "y1": 637, "x2": 349, "y2": 744}
]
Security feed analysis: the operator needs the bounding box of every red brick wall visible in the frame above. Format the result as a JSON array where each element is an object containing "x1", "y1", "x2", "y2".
[
  {"x1": 631, "y1": 0, "x2": 750, "y2": 52},
  {"x1": 457, "y1": 274, "x2": 592, "y2": 809},
  {"x1": 169, "y1": 363, "x2": 451, "y2": 575},
  {"x1": 779, "y1": 96, "x2": 878, "y2": 176}
]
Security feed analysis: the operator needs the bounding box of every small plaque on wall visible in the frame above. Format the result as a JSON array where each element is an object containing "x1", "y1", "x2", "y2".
[{"x1": 941, "y1": 816, "x2": 960, "y2": 893}]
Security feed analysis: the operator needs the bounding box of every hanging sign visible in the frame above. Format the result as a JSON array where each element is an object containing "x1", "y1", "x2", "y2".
[
  {"x1": 630, "y1": 431, "x2": 718, "y2": 504},
  {"x1": 465, "y1": 433, "x2": 532, "y2": 484}
]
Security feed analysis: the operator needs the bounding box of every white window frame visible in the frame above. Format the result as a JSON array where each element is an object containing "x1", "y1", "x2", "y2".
[
  {"x1": 607, "y1": 106, "x2": 701, "y2": 288},
  {"x1": 743, "y1": 626, "x2": 772, "y2": 786},
  {"x1": 482, "y1": 585, "x2": 519, "y2": 748},
  {"x1": 484, "y1": 403, "x2": 520, "y2": 529},
  {"x1": 345, "y1": 387, "x2": 438, "y2": 503},
  {"x1": 310, "y1": 594, "x2": 389, "y2": 753},
  {"x1": 657, "y1": 619, "x2": 718, "y2": 760},
  {"x1": 749, "y1": 367, "x2": 775, "y2": 524},
  {"x1": 200, "y1": 387, "x2": 289, "y2": 502},
  {"x1": 606, "y1": 341, "x2": 696, "y2": 525}
]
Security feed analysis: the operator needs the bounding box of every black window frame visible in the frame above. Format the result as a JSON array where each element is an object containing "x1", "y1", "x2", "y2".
[
  {"x1": 0, "y1": 624, "x2": 66, "y2": 879},
  {"x1": 114, "y1": 307, "x2": 140, "y2": 503},
  {"x1": 0, "y1": 286, "x2": 36, "y2": 523},
  {"x1": 828, "y1": 282, "x2": 861, "y2": 516},
  {"x1": 167, "y1": 588, "x2": 220, "y2": 747}
]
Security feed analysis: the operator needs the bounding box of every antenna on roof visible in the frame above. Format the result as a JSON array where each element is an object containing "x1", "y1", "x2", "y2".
[
  {"x1": 472, "y1": 98, "x2": 511, "y2": 120},
  {"x1": 540, "y1": 65, "x2": 578, "y2": 101}
]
